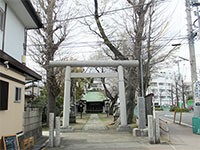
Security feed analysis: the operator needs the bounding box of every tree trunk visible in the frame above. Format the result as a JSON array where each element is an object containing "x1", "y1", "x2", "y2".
[
  {"x1": 175, "y1": 81, "x2": 179, "y2": 108},
  {"x1": 182, "y1": 80, "x2": 186, "y2": 108},
  {"x1": 171, "y1": 85, "x2": 174, "y2": 105},
  {"x1": 160, "y1": 92, "x2": 162, "y2": 107},
  {"x1": 47, "y1": 87, "x2": 56, "y2": 115},
  {"x1": 126, "y1": 84, "x2": 135, "y2": 124},
  {"x1": 109, "y1": 95, "x2": 118, "y2": 115},
  {"x1": 109, "y1": 102, "x2": 115, "y2": 115},
  {"x1": 46, "y1": 68, "x2": 59, "y2": 125},
  {"x1": 126, "y1": 68, "x2": 137, "y2": 124}
]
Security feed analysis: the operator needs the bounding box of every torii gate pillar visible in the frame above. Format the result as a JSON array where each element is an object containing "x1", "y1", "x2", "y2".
[
  {"x1": 61, "y1": 66, "x2": 74, "y2": 132},
  {"x1": 117, "y1": 65, "x2": 130, "y2": 131}
]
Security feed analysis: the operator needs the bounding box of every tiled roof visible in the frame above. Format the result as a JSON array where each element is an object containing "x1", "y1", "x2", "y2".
[{"x1": 82, "y1": 91, "x2": 107, "y2": 102}]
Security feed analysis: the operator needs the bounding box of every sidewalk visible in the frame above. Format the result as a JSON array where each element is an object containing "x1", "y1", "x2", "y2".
[
  {"x1": 45, "y1": 114, "x2": 200, "y2": 150},
  {"x1": 163, "y1": 121, "x2": 200, "y2": 149}
]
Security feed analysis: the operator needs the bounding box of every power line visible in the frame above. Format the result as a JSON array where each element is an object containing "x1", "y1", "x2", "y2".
[
  {"x1": 27, "y1": 41, "x2": 189, "y2": 50},
  {"x1": 56, "y1": 6, "x2": 133, "y2": 22},
  {"x1": 27, "y1": 35, "x2": 188, "y2": 47},
  {"x1": 42, "y1": 0, "x2": 166, "y2": 24}
]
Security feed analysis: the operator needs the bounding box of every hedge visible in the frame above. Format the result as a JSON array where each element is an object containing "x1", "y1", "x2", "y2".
[{"x1": 169, "y1": 108, "x2": 190, "y2": 112}]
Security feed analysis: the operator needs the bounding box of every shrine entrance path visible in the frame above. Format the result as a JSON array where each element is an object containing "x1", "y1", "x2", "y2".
[
  {"x1": 48, "y1": 114, "x2": 187, "y2": 150},
  {"x1": 83, "y1": 114, "x2": 107, "y2": 131}
]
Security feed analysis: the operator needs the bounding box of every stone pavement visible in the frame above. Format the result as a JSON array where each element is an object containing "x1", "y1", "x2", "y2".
[
  {"x1": 83, "y1": 114, "x2": 107, "y2": 131},
  {"x1": 46, "y1": 114, "x2": 200, "y2": 150}
]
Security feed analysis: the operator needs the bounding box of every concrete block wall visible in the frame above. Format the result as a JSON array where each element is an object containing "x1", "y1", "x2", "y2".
[{"x1": 23, "y1": 107, "x2": 42, "y2": 140}]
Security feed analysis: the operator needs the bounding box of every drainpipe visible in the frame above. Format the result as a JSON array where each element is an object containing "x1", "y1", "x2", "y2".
[{"x1": 22, "y1": 28, "x2": 27, "y2": 65}]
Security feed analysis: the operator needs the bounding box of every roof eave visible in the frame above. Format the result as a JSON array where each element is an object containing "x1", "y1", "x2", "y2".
[
  {"x1": 21, "y1": 0, "x2": 43, "y2": 29},
  {"x1": 0, "y1": 51, "x2": 41, "y2": 81}
]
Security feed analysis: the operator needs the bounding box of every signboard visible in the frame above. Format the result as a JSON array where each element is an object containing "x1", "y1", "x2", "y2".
[
  {"x1": 194, "y1": 81, "x2": 200, "y2": 103},
  {"x1": 2, "y1": 135, "x2": 19, "y2": 150}
]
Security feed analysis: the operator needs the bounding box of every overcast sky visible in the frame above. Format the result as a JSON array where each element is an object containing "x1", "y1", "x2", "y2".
[
  {"x1": 165, "y1": 0, "x2": 200, "y2": 82},
  {"x1": 27, "y1": 0, "x2": 200, "y2": 82}
]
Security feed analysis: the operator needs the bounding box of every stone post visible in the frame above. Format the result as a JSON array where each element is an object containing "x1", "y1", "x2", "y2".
[
  {"x1": 148, "y1": 115, "x2": 155, "y2": 144},
  {"x1": 117, "y1": 65, "x2": 130, "y2": 131},
  {"x1": 55, "y1": 117, "x2": 61, "y2": 147},
  {"x1": 49, "y1": 113, "x2": 54, "y2": 148},
  {"x1": 155, "y1": 115, "x2": 160, "y2": 144},
  {"x1": 138, "y1": 97, "x2": 146, "y2": 129}
]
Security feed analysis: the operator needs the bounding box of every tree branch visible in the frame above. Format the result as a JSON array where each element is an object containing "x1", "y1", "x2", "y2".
[{"x1": 94, "y1": 0, "x2": 127, "y2": 60}]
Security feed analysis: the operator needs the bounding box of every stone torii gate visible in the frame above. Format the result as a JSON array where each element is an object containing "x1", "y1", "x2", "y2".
[{"x1": 49, "y1": 60, "x2": 139, "y2": 131}]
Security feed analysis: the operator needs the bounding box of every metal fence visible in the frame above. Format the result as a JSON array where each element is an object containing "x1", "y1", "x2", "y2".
[{"x1": 159, "y1": 118, "x2": 170, "y2": 142}]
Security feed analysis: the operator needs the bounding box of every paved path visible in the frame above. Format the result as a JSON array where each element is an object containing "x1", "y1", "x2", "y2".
[
  {"x1": 160, "y1": 119, "x2": 200, "y2": 150},
  {"x1": 83, "y1": 114, "x2": 107, "y2": 131},
  {"x1": 46, "y1": 113, "x2": 200, "y2": 150}
]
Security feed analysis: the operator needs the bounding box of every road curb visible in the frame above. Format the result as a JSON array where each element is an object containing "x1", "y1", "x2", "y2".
[{"x1": 160, "y1": 117, "x2": 192, "y2": 128}]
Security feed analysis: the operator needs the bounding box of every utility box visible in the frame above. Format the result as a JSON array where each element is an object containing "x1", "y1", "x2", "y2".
[{"x1": 192, "y1": 117, "x2": 200, "y2": 134}]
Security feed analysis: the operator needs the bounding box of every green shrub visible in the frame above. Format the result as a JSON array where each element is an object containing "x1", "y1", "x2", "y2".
[
  {"x1": 169, "y1": 108, "x2": 190, "y2": 112},
  {"x1": 155, "y1": 107, "x2": 163, "y2": 111}
]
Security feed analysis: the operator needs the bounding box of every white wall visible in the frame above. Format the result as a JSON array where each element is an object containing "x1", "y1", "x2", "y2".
[{"x1": 3, "y1": 2, "x2": 24, "y2": 62}]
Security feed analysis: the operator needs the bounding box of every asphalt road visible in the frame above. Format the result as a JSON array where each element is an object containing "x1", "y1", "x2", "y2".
[{"x1": 156, "y1": 110, "x2": 194, "y2": 127}]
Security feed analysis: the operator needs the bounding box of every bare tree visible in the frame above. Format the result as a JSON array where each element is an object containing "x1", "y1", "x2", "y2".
[
  {"x1": 28, "y1": 0, "x2": 73, "y2": 117},
  {"x1": 79, "y1": 0, "x2": 179, "y2": 123},
  {"x1": 173, "y1": 76, "x2": 188, "y2": 108}
]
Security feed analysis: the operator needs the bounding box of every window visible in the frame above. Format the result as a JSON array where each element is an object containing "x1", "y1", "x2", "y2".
[
  {"x1": 159, "y1": 83, "x2": 164, "y2": 86},
  {"x1": 154, "y1": 96, "x2": 158, "y2": 99},
  {"x1": 154, "y1": 103, "x2": 159, "y2": 106},
  {"x1": 153, "y1": 89, "x2": 158, "y2": 92},
  {"x1": 159, "y1": 89, "x2": 165, "y2": 92},
  {"x1": 15, "y1": 87, "x2": 21, "y2": 102},
  {"x1": 0, "y1": 80, "x2": 9, "y2": 110},
  {"x1": 151, "y1": 82, "x2": 157, "y2": 86},
  {"x1": 0, "y1": 8, "x2": 4, "y2": 31}
]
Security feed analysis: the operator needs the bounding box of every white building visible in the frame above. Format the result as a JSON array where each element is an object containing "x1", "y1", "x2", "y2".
[
  {"x1": 147, "y1": 71, "x2": 174, "y2": 106},
  {"x1": 89, "y1": 78, "x2": 104, "y2": 90}
]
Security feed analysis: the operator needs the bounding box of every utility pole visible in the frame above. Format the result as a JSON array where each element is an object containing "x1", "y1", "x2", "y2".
[{"x1": 185, "y1": 0, "x2": 200, "y2": 117}]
